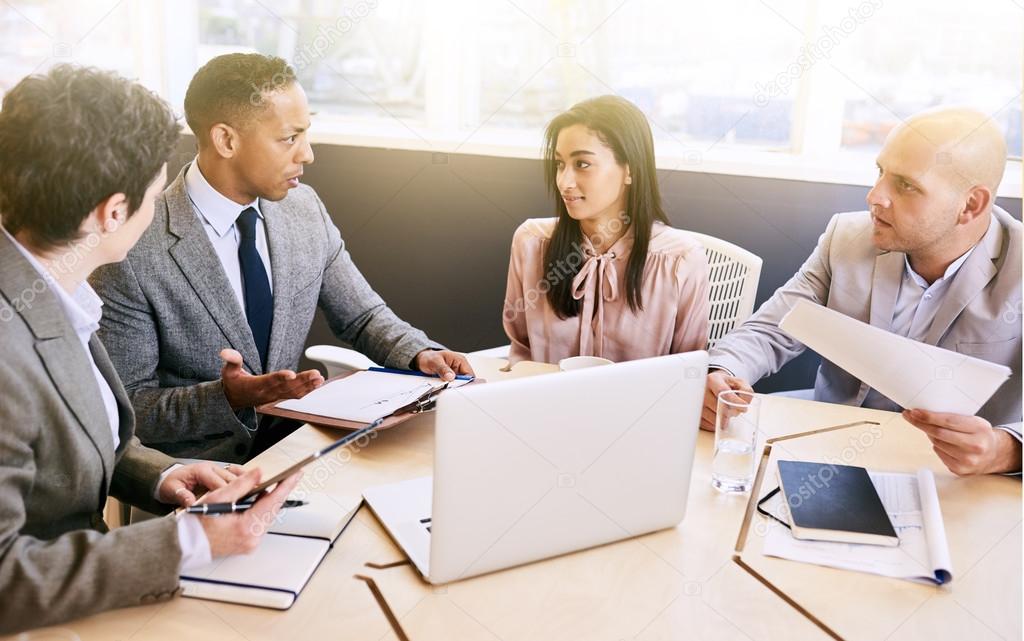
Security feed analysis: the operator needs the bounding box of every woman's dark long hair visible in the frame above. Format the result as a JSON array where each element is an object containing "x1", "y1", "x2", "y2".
[{"x1": 542, "y1": 95, "x2": 668, "y2": 319}]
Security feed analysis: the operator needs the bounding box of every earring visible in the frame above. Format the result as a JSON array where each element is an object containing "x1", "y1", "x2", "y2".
[{"x1": 625, "y1": 176, "x2": 632, "y2": 185}]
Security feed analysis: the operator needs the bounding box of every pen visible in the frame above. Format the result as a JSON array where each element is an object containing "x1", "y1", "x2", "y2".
[
  {"x1": 185, "y1": 499, "x2": 307, "y2": 515},
  {"x1": 367, "y1": 366, "x2": 475, "y2": 381}
]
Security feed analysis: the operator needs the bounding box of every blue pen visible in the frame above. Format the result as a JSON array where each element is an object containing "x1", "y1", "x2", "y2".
[{"x1": 368, "y1": 366, "x2": 474, "y2": 382}]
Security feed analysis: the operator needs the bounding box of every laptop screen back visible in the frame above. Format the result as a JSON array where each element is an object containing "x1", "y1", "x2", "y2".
[{"x1": 428, "y1": 351, "x2": 708, "y2": 584}]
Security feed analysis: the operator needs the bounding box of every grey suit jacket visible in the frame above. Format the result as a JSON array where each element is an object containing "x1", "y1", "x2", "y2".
[
  {"x1": 91, "y1": 164, "x2": 441, "y2": 462},
  {"x1": 710, "y1": 207, "x2": 1022, "y2": 435},
  {"x1": 0, "y1": 231, "x2": 181, "y2": 634}
]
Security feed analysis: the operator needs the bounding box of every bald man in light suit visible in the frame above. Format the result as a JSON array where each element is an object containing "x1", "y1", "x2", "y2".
[{"x1": 703, "y1": 108, "x2": 1021, "y2": 476}]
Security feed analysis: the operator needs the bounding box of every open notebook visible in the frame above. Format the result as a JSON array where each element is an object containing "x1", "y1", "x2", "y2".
[{"x1": 179, "y1": 493, "x2": 360, "y2": 609}]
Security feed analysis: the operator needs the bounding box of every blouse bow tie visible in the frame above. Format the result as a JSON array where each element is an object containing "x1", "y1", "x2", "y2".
[{"x1": 571, "y1": 248, "x2": 619, "y2": 357}]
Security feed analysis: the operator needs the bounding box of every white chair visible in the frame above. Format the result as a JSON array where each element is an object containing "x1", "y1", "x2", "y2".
[
  {"x1": 469, "y1": 233, "x2": 763, "y2": 355},
  {"x1": 307, "y1": 234, "x2": 762, "y2": 370},
  {"x1": 688, "y1": 231, "x2": 763, "y2": 349},
  {"x1": 304, "y1": 345, "x2": 380, "y2": 378},
  {"x1": 306, "y1": 343, "x2": 509, "y2": 377}
]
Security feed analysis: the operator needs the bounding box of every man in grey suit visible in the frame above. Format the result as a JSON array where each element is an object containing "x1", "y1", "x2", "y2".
[
  {"x1": 91, "y1": 54, "x2": 473, "y2": 463},
  {"x1": 704, "y1": 108, "x2": 1021, "y2": 476},
  {"x1": 0, "y1": 65, "x2": 299, "y2": 634}
]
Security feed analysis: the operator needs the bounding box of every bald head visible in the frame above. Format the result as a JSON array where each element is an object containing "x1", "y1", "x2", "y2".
[
  {"x1": 868, "y1": 107, "x2": 1007, "y2": 277},
  {"x1": 887, "y1": 107, "x2": 1007, "y2": 197}
]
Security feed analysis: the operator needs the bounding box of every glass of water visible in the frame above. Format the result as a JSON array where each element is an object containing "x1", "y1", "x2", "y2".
[{"x1": 712, "y1": 390, "x2": 760, "y2": 493}]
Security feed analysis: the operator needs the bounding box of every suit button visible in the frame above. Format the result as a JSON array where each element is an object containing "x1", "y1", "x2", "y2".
[{"x1": 235, "y1": 443, "x2": 247, "y2": 457}]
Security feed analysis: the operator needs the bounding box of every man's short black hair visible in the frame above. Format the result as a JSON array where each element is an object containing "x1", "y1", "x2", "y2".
[
  {"x1": 184, "y1": 53, "x2": 297, "y2": 144},
  {"x1": 0, "y1": 64, "x2": 180, "y2": 249}
]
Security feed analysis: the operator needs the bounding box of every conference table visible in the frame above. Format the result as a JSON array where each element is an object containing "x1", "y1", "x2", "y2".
[{"x1": 12, "y1": 355, "x2": 1020, "y2": 641}]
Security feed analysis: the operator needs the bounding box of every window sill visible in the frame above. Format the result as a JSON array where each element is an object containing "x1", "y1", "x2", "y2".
[{"x1": 200, "y1": 116, "x2": 1024, "y2": 199}]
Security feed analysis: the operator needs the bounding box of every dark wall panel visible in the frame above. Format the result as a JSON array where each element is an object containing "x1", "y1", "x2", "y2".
[{"x1": 168, "y1": 137, "x2": 1022, "y2": 392}]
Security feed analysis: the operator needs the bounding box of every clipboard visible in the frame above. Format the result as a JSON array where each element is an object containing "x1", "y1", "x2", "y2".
[{"x1": 256, "y1": 369, "x2": 481, "y2": 432}]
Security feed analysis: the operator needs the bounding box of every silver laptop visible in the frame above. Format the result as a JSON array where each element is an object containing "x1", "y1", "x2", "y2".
[{"x1": 363, "y1": 351, "x2": 708, "y2": 585}]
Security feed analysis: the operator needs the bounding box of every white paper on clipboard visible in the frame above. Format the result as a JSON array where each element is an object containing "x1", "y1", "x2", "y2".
[
  {"x1": 277, "y1": 370, "x2": 471, "y2": 423},
  {"x1": 779, "y1": 299, "x2": 1011, "y2": 415}
]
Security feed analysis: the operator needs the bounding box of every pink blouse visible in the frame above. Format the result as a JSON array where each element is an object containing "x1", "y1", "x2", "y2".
[{"x1": 503, "y1": 218, "x2": 711, "y2": 364}]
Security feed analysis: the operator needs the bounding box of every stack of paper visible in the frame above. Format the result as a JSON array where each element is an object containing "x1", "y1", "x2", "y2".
[{"x1": 761, "y1": 468, "x2": 953, "y2": 585}]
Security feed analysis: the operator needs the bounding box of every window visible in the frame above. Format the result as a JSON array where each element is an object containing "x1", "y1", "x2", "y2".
[
  {"x1": 1, "y1": 0, "x2": 1020, "y2": 191},
  {"x1": 196, "y1": 0, "x2": 426, "y2": 122},
  {"x1": 0, "y1": 0, "x2": 136, "y2": 94},
  {"x1": 473, "y1": 0, "x2": 808, "y2": 149},
  {"x1": 827, "y1": 0, "x2": 1022, "y2": 156},
  {"x1": 178, "y1": 0, "x2": 1021, "y2": 186}
]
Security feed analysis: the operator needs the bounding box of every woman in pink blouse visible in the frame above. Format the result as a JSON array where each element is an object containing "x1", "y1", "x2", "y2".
[{"x1": 503, "y1": 95, "x2": 711, "y2": 365}]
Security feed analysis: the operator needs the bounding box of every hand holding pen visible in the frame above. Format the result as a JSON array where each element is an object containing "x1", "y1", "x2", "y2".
[{"x1": 191, "y1": 468, "x2": 304, "y2": 557}]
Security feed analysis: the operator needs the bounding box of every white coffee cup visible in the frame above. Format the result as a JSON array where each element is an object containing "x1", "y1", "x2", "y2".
[{"x1": 558, "y1": 356, "x2": 614, "y2": 371}]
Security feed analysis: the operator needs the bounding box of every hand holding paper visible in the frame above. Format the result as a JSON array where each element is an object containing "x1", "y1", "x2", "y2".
[
  {"x1": 779, "y1": 299, "x2": 1011, "y2": 416},
  {"x1": 901, "y1": 409, "x2": 1022, "y2": 475}
]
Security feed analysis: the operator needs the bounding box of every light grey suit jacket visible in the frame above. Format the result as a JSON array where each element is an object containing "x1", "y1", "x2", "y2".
[
  {"x1": 0, "y1": 231, "x2": 181, "y2": 634},
  {"x1": 91, "y1": 164, "x2": 441, "y2": 462},
  {"x1": 710, "y1": 207, "x2": 1022, "y2": 435}
]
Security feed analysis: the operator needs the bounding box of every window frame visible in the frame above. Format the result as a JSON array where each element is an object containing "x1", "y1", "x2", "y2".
[{"x1": 133, "y1": 0, "x2": 1023, "y2": 198}]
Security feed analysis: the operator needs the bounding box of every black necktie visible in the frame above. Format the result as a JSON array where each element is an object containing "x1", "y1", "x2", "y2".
[{"x1": 236, "y1": 207, "x2": 272, "y2": 370}]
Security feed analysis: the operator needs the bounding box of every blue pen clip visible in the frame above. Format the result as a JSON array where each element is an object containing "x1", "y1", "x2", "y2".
[{"x1": 367, "y1": 366, "x2": 474, "y2": 382}]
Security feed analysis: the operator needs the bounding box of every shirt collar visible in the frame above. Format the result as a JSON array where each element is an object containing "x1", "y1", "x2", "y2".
[
  {"x1": 581, "y1": 220, "x2": 636, "y2": 257},
  {"x1": 904, "y1": 242, "x2": 977, "y2": 290},
  {"x1": 1, "y1": 226, "x2": 103, "y2": 336},
  {"x1": 184, "y1": 158, "x2": 263, "y2": 238}
]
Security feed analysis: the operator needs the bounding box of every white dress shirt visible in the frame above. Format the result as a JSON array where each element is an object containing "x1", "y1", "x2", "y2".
[
  {"x1": 862, "y1": 220, "x2": 1020, "y2": 446},
  {"x1": 862, "y1": 236, "x2": 978, "y2": 411},
  {"x1": 184, "y1": 158, "x2": 273, "y2": 313},
  {"x1": 4, "y1": 228, "x2": 211, "y2": 571}
]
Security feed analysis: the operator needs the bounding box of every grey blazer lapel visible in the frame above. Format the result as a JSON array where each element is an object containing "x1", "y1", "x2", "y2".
[
  {"x1": 0, "y1": 235, "x2": 115, "y2": 479},
  {"x1": 164, "y1": 166, "x2": 263, "y2": 374},
  {"x1": 35, "y1": 337, "x2": 116, "y2": 476},
  {"x1": 869, "y1": 251, "x2": 904, "y2": 330},
  {"x1": 923, "y1": 214, "x2": 1002, "y2": 345},
  {"x1": 90, "y1": 335, "x2": 135, "y2": 456},
  {"x1": 262, "y1": 197, "x2": 305, "y2": 371}
]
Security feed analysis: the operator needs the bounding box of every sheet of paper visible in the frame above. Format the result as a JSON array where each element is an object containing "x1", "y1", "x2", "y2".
[
  {"x1": 182, "y1": 533, "x2": 330, "y2": 592},
  {"x1": 277, "y1": 370, "x2": 471, "y2": 423},
  {"x1": 915, "y1": 468, "x2": 953, "y2": 583},
  {"x1": 779, "y1": 299, "x2": 1011, "y2": 415},
  {"x1": 762, "y1": 468, "x2": 953, "y2": 584},
  {"x1": 269, "y1": 492, "x2": 360, "y2": 541}
]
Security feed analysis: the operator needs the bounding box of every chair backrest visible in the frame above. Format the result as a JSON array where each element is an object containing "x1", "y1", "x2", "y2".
[{"x1": 688, "y1": 232, "x2": 763, "y2": 349}]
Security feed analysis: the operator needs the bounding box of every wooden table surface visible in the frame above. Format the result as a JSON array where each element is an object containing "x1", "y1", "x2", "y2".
[{"x1": 12, "y1": 356, "x2": 1019, "y2": 641}]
